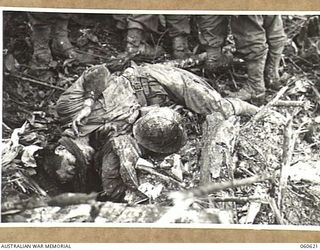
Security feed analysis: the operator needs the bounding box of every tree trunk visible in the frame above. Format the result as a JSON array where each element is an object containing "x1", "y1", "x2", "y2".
[{"x1": 199, "y1": 113, "x2": 240, "y2": 185}]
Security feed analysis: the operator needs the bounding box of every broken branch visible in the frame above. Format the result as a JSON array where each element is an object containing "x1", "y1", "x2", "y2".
[
  {"x1": 158, "y1": 174, "x2": 273, "y2": 224},
  {"x1": 8, "y1": 73, "x2": 65, "y2": 91},
  {"x1": 2, "y1": 122, "x2": 12, "y2": 131},
  {"x1": 244, "y1": 85, "x2": 289, "y2": 127},
  {"x1": 171, "y1": 173, "x2": 274, "y2": 201},
  {"x1": 278, "y1": 117, "x2": 296, "y2": 209},
  {"x1": 269, "y1": 197, "x2": 287, "y2": 225},
  {"x1": 136, "y1": 165, "x2": 185, "y2": 188},
  {"x1": 311, "y1": 85, "x2": 320, "y2": 106},
  {"x1": 272, "y1": 100, "x2": 305, "y2": 107},
  {"x1": 206, "y1": 196, "x2": 267, "y2": 203}
]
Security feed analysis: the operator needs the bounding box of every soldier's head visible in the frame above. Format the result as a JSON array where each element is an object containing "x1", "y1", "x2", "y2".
[
  {"x1": 133, "y1": 107, "x2": 187, "y2": 155},
  {"x1": 37, "y1": 137, "x2": 94, "y2": 187},
  {"x1": 82, "y1": 64, "x2": 111, "y2": 83}
]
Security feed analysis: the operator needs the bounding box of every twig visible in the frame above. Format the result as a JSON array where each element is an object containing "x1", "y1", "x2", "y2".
[
  {"x1": 171, "y1": 172, "x2": 273, "y2": 201},
  {"x1": 307, "y1": 141, "x2": 320, "y2": 148},
  {"x1": 206, "y1": 196, "x2": 267, "y2": 203},
  {"x1": 238, "y1": 166, "x2": 256, "y2": 177},
  {"x1": 242, "y1": 84, "x2": 289, "y2": 129},
  {"x1": 272, "y1": 100, "x2": 305, "y2": 107},
  {"x1": 157, "y1": 173, "x2": 273, "y2": 224},
  {"x1": 8, "y1": 73, "x2": 65, "y2": 91},
  {"x1": 2, "y1": 122, "x2": 12, "y2": 131},
  {"x1": 286, "y1": 57, "x2": 306, "y2": 74},
  {"x1": 295, "y1": 55, "x2": 318, "y2": 67},
  {"x1": 269, "y1": 197, "x2": 287, "y2": 225},
  {"x1": 135, "y1": 165, "x2": 185, "y2": 188},
  {"x1": 152, "y1": 29, "x2": 168, "y2": 62},
  {"x1": 229, "y1": 69, "x2": 238, "y2": 89},
  {"x1": 310, "y1": 85, "x2": 320, "y2": 106},
  {"x1": 278, "y1": 117, "x2": 296, "y2": 210}
]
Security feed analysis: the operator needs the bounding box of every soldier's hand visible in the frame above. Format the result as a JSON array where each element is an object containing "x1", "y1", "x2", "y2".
[{"x1": 72, "y1": 106, "x2": 92, "y2": 136}]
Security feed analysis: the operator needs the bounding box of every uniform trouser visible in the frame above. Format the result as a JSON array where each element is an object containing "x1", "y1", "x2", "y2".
[
  {"x1": 231, "y1": 15, "x2": 286, "y2": 61},
  {"x1": 93, "y1": 133, "x2": 141, "y2": 202},
  {"x1": 196, "y1": 15, "x2": 229, "y2": 48},
  {"x1": 196, "y1": 15, "x2": 286, "y2": 61},
  {"x1": 113, "y1": 14, "x2": 190, "y2": 37},
  {"x1": 28, "y1": 13, "x2": 70, "y2": 28},
  {"x1": 197, "y1": 15, "x2": 286, "y2": 92},
  {"x1": 28, "y1": 12, "x2": 72, "y2": 44}
]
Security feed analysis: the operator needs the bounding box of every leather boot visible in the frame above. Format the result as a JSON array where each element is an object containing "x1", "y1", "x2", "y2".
[
  {"x1": 51, "y1": 19, "x2": 81, "y2": 59},
  {"x1": 227, "y1": 56, "x2": 266, "y2": 103},
  {"x1": 126, "y1": 28, "x2": 165, "y2": 58},
  {"x1": 126, "y1": 28, "x2": 144, "y2": 54},
  {"x1": 205, "y1": 46, "x2": 231, "y2": 72},
  {"x1": 265, "y1": 42, "x2": 284, "y2": 90},
  {"x1": 30, "y1": 24, "x2": 52, "y2": 67},
  {"x1": 171, "y1": 35, "x2": 191, "y2": 59}
]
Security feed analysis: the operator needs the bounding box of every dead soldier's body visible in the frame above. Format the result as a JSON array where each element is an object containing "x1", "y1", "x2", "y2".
[{"x1": 38, "y1": 63, "x2": 259, "y2": 202}]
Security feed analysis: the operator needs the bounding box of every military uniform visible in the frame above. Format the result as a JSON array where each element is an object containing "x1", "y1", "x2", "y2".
[
  {"x1": 56, "y1": 64, "x2": 258, "y2": 201},
  {"x1": 28, "y1": 13, "x2": 82, "y2": 67},
  {"x1": 197, "y1": 15, "x2": 286, "y2": 99},
  {"x1": 113, "y1": 14, "x2": 191, "y2": 59}
]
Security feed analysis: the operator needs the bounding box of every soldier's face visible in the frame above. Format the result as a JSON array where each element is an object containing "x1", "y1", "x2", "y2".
[{"x1": 54, "y1": 145, "x2": 77, "y2": 183}]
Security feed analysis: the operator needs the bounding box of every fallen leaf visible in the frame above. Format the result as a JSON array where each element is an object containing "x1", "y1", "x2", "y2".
[
  {"x1": 21, "y1": 145, "x2": 42, "y2": 168},
  {"x1": 289, "y1": 161, "x2": 320, "y2": 184},
  {"x1": 4, "y1": 54, "x2": 19, "y2": 72},
  {"x1": 171, "y1": 154, "x2": 184, "y2": 181},
  {"x1": 138, "y1": 183, "x2": 164, "y2": 200},
  {"x1": 136, "y1": 158, "x2": 155, "y2": 169}
]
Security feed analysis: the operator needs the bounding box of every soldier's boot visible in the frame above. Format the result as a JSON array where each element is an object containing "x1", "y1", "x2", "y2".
[
  {"x1": 30, "y1": 24, "x2": 53, "y2": 67},
  {"x1": 126, "y1": 28, "x2": 165, "y2": 58},
  {"x1": 171, "y1": 35, "x2": 191, "y2": 59},
  {"x1": 51, "y1": 19, "x2": 82, "y2": 60},
  {"x1": 227, "y1": 56, "x2": 266, "y2": 103},
  {"x1": 205, "y1": 46, "x2": 231, "y2": 72},
  {"x1": 264, "y1": 44, "x2": 284, "y2": 90}
]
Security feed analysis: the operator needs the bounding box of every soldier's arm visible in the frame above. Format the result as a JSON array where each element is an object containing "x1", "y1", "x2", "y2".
[
  {"x1": 72, "y1": 65, "x2": 111, "y2": 136},
  {"x1": 82, "y1": 65, "x2": 110, "y2": 100},
  {"x1": 145, "y1": 64, "x2": 258, "y2": 117}
]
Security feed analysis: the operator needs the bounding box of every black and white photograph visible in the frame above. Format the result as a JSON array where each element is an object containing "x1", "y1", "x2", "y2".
[{"x1": 1, "y1": 8, "x2": 320, "y2": 227}]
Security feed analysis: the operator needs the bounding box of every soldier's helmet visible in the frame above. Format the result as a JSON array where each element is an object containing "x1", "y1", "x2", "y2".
[{"x1": 133, "y1": 107, "x2": 187, "y2": 154}]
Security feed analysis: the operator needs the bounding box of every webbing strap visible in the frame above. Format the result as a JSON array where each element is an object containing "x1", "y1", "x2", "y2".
[{"x1": 130, "y1": 77, "x2": 148, "y2": 107}]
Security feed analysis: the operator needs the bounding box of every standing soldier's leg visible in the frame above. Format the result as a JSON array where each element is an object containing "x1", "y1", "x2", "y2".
[
  {"x1": 165, "y1": 15, "x2": 191, "y2": 59},
  {"x1": 264, "y1": 15, "x2": 286, "y2": 90},
  {"x1": 196, "y1": 15, "x2": 228, "y2": 70},
  {"x1": 113, "y1": 14, "x2": 130, "y2": 30},
  {"x1": 51, "y1": 14, "x2": 82, "y2": 60},
  {"x1": 123, "y1": 14, "x2": 164, "y2": 57},
  {"x1": 28, "y1": 13, "x2": 53, "y2": 67},
  {"x1": 229, "y1": 15, "x2": 267, "y2": 101}
]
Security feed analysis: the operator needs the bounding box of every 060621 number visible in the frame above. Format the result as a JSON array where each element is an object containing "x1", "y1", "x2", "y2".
[{"x1": 300, "y1": 244, "x2": 318, "y2": 248}]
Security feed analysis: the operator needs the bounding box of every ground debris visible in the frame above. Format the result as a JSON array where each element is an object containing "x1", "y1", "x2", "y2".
[{"x1": 3, "y1": 199, "x2": 233, "y2": 224}]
